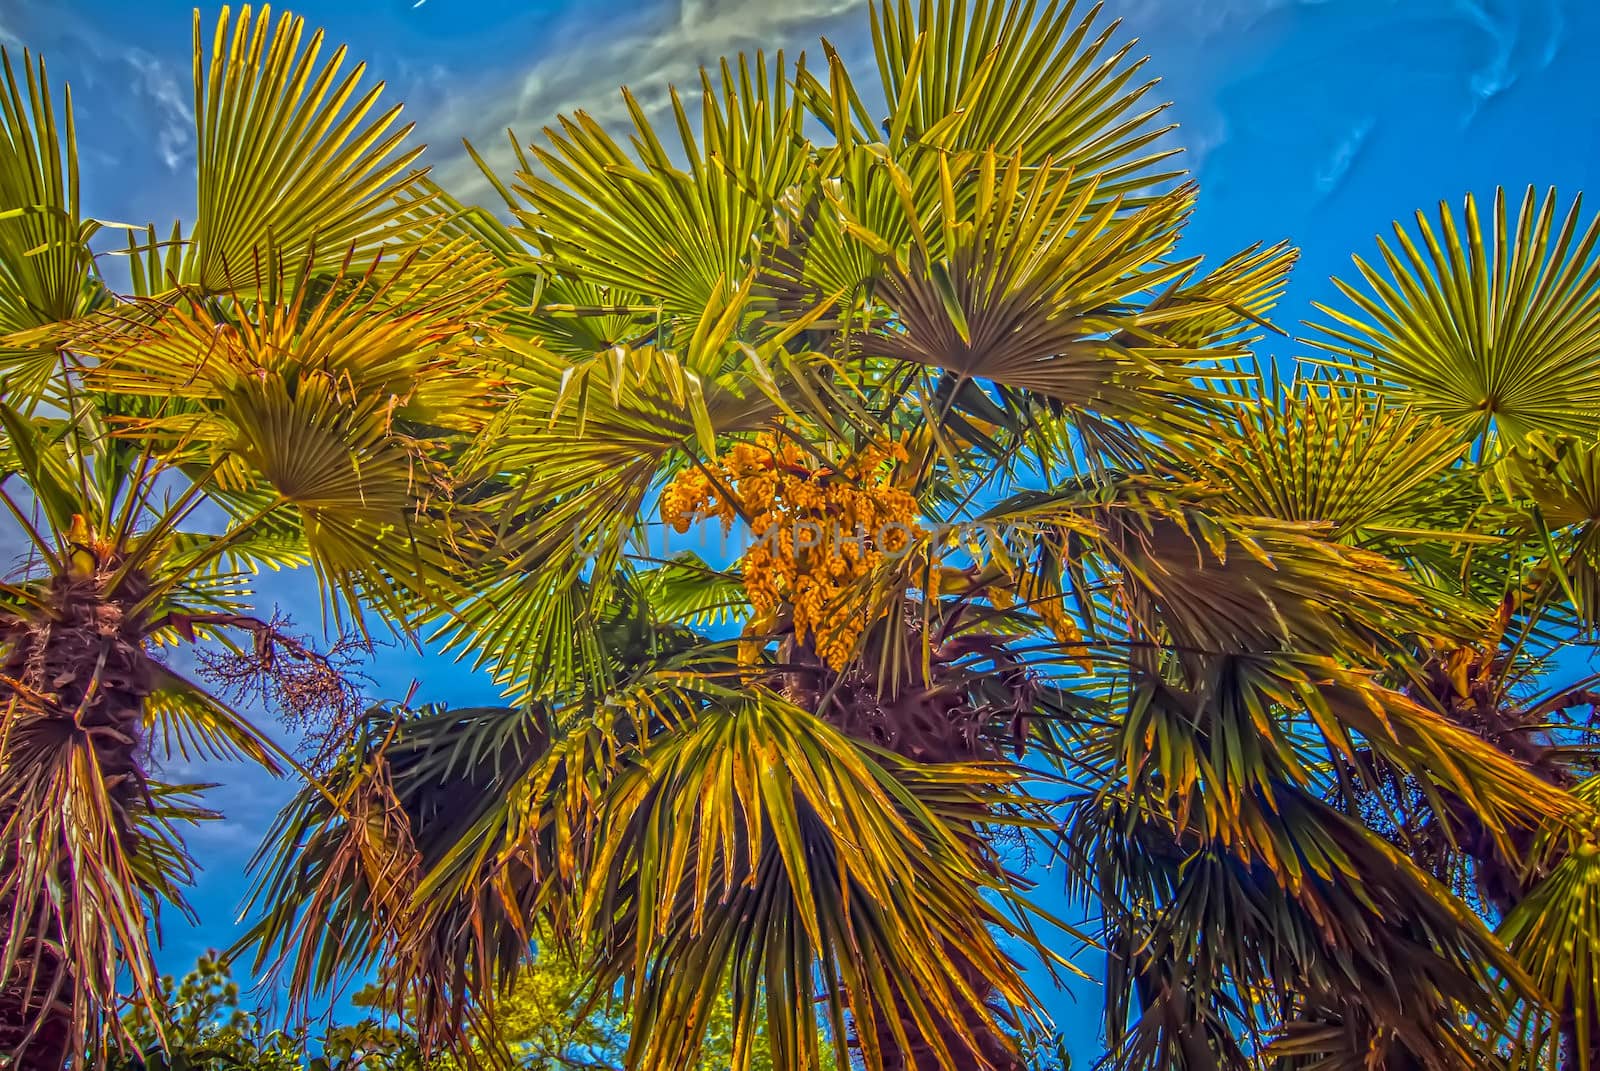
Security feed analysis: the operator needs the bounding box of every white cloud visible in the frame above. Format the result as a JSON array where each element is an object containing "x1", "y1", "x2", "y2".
[
  {"x1": 411, "y1": 0, "x2": 1312, "y2": 206},
  {"x1": 1314, "y1": 116, "x2": 1375, "y2": 195},
  {"x1": 124, "y1": 49, "x2": 194, "y2": 172},
  {"x1": 422, "y1": 0, "x2": 869, "y2": 202}
]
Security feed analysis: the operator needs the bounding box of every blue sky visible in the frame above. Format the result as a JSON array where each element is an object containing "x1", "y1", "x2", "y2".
[{"x1": 5, "y1": 0, "x2": 1599, "y2": 1059}]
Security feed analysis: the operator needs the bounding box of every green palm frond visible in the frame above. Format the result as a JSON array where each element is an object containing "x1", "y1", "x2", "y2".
[
  {"x1": 1308, "y1": 186, "x2": 1600, "y2": 443},
  {"x1": 70, "y1": 251, "x2": 501, "y2": 623},
  {"x1": 1499, "y1": 776, "x2": 1600, "y2": 1071},
  {"x1": 82, "y1": 248, "x2": 500, "y2": 424},
  {"x1": 907, "y1": 485, "x2": 1576, "y2": 847},
  {"x1": 240, "y1": 593, "x2": 714, "y2": 1043},
  {"x1": 512, "y1": 275, "x2": 658, "y2": 361},
  {"x1": 154, "y1": 527, "x2": 312, "y2": 614},
  {"x1": 122, "y1": 220, "x2": 189, "y2": 299},
  {"x1": 0, "y1": 396, "x2": 82, "y2": 550},
  {"x1": 828, "y1": 0, "x2": 1182, "y2": 198},
  {"x1": 1167, "y1": 374, "x2": 1469, "y2": 534},
  {"x1": 845, "y1": 150, "x2": 1222, "y2": 416},
  {"x1": 442, "y1": 338, "x2": 779, "y2": 695},
  {"x1": 506, "y1": 51, "x2": 809, "y2": 331},
  {"x1": 635, "y1": 554, "x2": 749, "y2": 630},
  {"x1": 142, "y1": 663, "x2": 280, "y2": 769},
  {"x1": 1153, "y1": 240, "x2": 1298, "y2": 352},
  {"x1": 0, "y1": 47, "x2": 106, "y2": 409},
  {"x1": 244, "y1": 663, "x2": 1077, "y2": 1071},
  {"x1": 0, "y1": 335, "x2": 420, "y2": 1061},
  {"x1": 431, "y1": 568, "x2": 610, "y2": 702},
  {"x1": 187, "y1": 4, "x2": 435, "y2": 293},
  {"x1": 242, "y1": 692, "x2": 620, "y2": 1048},
  {"x1": 1495, "y1": 432, "x2": 1600, "y2": 629},
  {"x1": 956, "y1": 483, "x2": 1459, "y2": 658},
  {"x1": 581, "y1": 688, "x2": 1075, "y2": 1071}
]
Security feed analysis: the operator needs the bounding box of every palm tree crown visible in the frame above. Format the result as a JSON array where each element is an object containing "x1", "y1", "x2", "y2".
[{"x1": 8, "y1": 3, "x2": 1600, "y2": 1071}]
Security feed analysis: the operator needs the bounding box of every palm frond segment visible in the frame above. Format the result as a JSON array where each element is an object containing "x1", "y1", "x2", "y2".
[
  {"x1": 188, "y1": 4, "x2": 435, "y2": 292},
  {"x1": 1308, "y1": 187, "x2": 1600, "y2": 443},
  {"x1": 0, "y1": 47, "x2": 106, "y2": 407}
]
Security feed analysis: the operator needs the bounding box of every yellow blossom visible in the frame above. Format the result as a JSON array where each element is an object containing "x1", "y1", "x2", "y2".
[{"x1": 661, "y1": 433, "x2": 923, "y2": 668}]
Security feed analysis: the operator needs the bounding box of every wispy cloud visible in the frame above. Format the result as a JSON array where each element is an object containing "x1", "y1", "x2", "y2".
[
  {"x1": 0, "y1": 0, "x2": 198, "y2": 218},
  {"x1": 1117, "y1": 0, "x2": 1307, "y2": 38},
  {"x1": 123, "y1": 48, "x2": 194, "y2": 172},
  {"x1": 422, "y1": 0, "x2": 869, "y2": 202},
  {"x1": 415, "y1": 0, "x2": 1297, "y2": 201},
  {"x1": 1457, "y1": 0, "x2": 1568, "y2": 125},
  {"x1": 1314, "y1": 115, "x2": 1375, "y2": 195},
  {"x1": 402, "y1": 0, "x2": 1319, "y2": 245}
]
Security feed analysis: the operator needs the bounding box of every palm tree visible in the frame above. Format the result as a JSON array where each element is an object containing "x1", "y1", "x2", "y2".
[
  {"x1": 241, "y1": 2, "x2": 1600, "y2": 1070},
  {"x1": 1298, "y1": 187, "x2": 1600, "y2": 1070},
  {"x1": 0, "y1": 10, "x2": 501, "y2": 1066}
]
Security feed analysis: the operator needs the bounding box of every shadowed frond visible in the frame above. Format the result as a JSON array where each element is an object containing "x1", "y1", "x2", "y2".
[{"x1": 1071, "y1": 786, "x2": 1533, "y2": 1071}]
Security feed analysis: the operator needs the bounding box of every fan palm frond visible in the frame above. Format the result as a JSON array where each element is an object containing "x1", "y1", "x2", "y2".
[
  {"x1": 69, "y1": 250, "x2": 501, "y2": 623},
  {"x1": 830, "y1": 0, "x2": 1182, "y2": 199},
  {"x1": 0, "y1": 47, "x2": 106, "y2": 409},
  {"x1": 505, "y1": 51, "x2": 810, "y2": 332},
  {"x1": 1308, "y1": 187, "x2": 1600, "y2": 444},
  {"x1": 1166, "y1": 372, "x2": 1469, "y2": 535},
  {"x1": 187, "y1": 4, "x2": 436, "y2": 293}
]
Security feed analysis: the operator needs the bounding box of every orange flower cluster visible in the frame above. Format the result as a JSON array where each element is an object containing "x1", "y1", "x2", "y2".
[{"x1": 662, "y1": 434, "x2": 920, "y2": 668}]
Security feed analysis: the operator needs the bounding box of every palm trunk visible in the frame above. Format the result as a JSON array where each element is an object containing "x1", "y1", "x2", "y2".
[
  {"x1": 1405, "y1": 650, "x2": 1600, "y2": 1071},
  {"x1": 0, "y1": 574, "x2": 153, "y2": 1067},
  {"x1": 0, "y1": 918, "x2": 71, "y2": 1070},
  {"x1": 789, "y1": 633, "x2": 1032, "y2": 1070},
  {"x1": 874, "y1": 961, "x2": 1027, "y2": 1071},
  {"x1": 0, "y1": 936, "x2": 71, "y2": 1070}
]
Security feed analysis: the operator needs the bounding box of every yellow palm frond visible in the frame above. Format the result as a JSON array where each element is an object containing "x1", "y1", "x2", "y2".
[
  {"x1": 1309, "y1": 187, "x2": 1600, "y2": 444},
  {"x1": 0, "y1": 48, "x2": 107, "y2": 408},
  {"x1": 187, "y1": 4, "x2": 436, "y2": 293}
]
